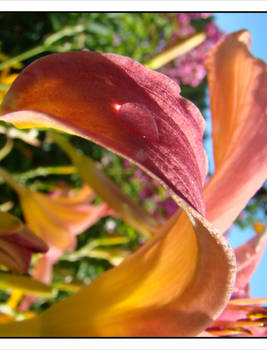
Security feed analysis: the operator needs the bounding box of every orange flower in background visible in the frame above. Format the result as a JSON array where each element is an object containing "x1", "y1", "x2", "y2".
[
  {"x1": 0, "y1": 175, "x2": 112, "y2": 302},
  {"x1": 19, "y1": 183, "x2": 110, "y2": 251},
  {"x1": 0, "y1": 30, "x2": 266, "y2": 337},
  {"x1": 0, "y1": 211, "x2": 48, "y2": 273},
  {"x1": 17, "y1": 184, "x2": 112, "y2": 310}
]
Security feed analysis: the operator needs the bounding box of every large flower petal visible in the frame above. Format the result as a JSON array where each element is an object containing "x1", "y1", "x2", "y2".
[
  {"x1": 1, "y1": 51, "x2": 207, "y2": 214},
  {"x1": 204, "y1": 30, "x2": 267, "y2": 233},
  {"x1": 0, "y1": 211, "x2": 235, "y2": 337}
]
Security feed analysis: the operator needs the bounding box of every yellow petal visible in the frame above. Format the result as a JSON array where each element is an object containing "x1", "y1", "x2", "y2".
[
  {"x1": 0, "y1": 211, "x2": 235, "y2": 336},
  {"x1": 18, "y1": 184, "x2": 109, "y2": 250}
]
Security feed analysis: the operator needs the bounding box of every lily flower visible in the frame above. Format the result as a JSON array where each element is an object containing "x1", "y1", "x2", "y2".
[
  {"x1": 18, "y1": 184, "x2": 112, "y2": 311},
  {"x1": 0, "y1": 30, "x2": 265, "y2": 337},
  {"x1": 19, "y1": 183, "x2": 110, "y2": 252},
  {"x1": 0, "y1": 211, "x2": 48, "y2": 273}
]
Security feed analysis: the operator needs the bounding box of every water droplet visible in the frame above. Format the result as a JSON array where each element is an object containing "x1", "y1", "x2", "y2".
[
  {"x1": 136, "y1": 149, "x2": 147, "y2": 162},
  {"x1": 117, "y1": 102, "x2": 159, "y2": 142}
]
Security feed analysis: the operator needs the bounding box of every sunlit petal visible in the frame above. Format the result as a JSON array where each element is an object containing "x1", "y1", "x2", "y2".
[
  {"x1": 0, "y1": 211, "x2": 235, "y2": 336},
  {"x1": 204, "y1": 30, "x2": 267, "y2": 233},
  {"x1": 1, "y1": 51, "x2": 208, "y2": 214}
]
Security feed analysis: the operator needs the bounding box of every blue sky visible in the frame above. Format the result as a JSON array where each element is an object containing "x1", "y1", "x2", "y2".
[
  {"x1": 215, "y1": 13, "x2": 267, "y2": 62},
  {"x1": 212, "y1": 13, "x2": 267, "y2": 298}
]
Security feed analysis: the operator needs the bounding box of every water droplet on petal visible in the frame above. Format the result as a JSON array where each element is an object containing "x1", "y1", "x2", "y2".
[
  {"x1": 117, "y1": 102, "x2": 159, "y2": 142},
  {"x1": 136, "y1": 149, "x2": 147, "y2": 162}
]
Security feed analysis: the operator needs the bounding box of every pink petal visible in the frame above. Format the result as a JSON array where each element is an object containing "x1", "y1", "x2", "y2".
[{"x1": 204, "y1": 31, "x2": 267, "y2": 233}]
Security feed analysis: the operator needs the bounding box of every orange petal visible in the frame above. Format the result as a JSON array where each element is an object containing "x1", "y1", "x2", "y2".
[
  {"x1": 0, "y1": 211, "x2": 235, "y2": 337},
  {"x1": 204, "y1": 30, "x2": 267, "y2": 233},
  {"x1": 19, "y1": 186, "x2": 109, "y2": 250},
  {"x1": 1, "y1": 51, "x2": 207, "y2": 215}
]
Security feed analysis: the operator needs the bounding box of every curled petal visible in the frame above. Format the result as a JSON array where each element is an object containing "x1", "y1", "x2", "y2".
[
  {"x1": 1, "y1": 51, "x2": 207, "y2": 214},
  {"x1": 205, "y1": 30, "x2": 267, "y2": 233},
  {"x1": 0, "y1": 211, "x2": 235, "y2": 336}
]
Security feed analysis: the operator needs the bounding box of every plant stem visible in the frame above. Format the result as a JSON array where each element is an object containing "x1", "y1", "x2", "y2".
[
  {"x1": 0, "y1": 137, "x2": 13, "y2": 162},
  {"x1": 145, "y1": 32, "x2": 206, "y2": 70},
  {"x1": 43, "y1": 24, "x2": 85, "y2": 46},
  {"x1": 14, "y1": 165, "x2": 76, "y2": 182},
  {"x1": 51, "y1": 281, "x2": 82, "y2": 293},
  {"x1": 61, "y1": 235, "x2": 129, "y2": 261},
  {"x1": 0, "y1": 126, "x2": 41, "y2": 147},
  {"x1": 0, "y1": 45, "x2": 49, "y2": 71},
  {"x1": 0, "y1": 24, "x2": 85, "y2": 71},
  {"x1": 0, "y1": 167, "x2": 25, "y2": 195}
]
